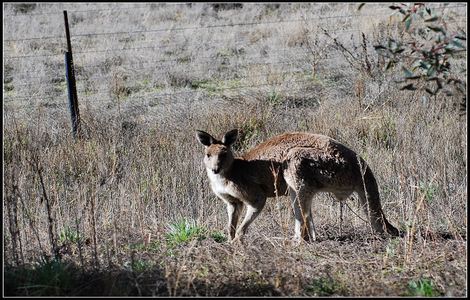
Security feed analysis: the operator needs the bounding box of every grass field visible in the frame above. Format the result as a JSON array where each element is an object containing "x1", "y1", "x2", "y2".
[{"x1": 3, "y1": 3, "x2": 467, "y2": 296}]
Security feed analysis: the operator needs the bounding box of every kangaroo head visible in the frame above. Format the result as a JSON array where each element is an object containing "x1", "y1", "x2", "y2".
[{"x1": 196, "y1": 129, "x2": 238, "y2": 174}]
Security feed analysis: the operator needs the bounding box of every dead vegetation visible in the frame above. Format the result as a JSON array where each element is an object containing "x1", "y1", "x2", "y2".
[{"x1": 3, "y1": 2, "x2": 467, "y2": 297}]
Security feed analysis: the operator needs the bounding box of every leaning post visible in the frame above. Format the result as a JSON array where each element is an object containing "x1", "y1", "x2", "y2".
[{"x1": 63, "y1": 10, "x2": 81, "y2": 138}]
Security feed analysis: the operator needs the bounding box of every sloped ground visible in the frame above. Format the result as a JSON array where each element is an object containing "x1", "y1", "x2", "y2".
[{"x1": 5, "y1": 228, "x2": 466, "y2": 296}]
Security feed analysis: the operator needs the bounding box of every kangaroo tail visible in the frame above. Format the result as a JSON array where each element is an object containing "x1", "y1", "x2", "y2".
[{"x1": 357, "y1": 164, "x2": 400, "y2": 237}]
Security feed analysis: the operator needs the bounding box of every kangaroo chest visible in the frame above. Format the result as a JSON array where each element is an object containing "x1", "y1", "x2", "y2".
[
  {"x1": 206, "y1": 170, "x2": 243, "y2": 202},
  {"x1": 207, "y1": 170, "x2": 231, "y2": 195}
]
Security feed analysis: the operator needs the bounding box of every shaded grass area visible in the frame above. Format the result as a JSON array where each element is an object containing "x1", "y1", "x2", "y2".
[
  {"x1": 4, "y1": 232, "x2": 466, "y2": 296},
  {"x1": 4, "y1": 259, "x2": 168, "y2": 296}
]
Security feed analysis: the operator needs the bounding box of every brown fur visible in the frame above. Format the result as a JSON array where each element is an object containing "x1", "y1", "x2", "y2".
[{"x1": 196, "y1": 129, "x2": 399, "y2": 243}]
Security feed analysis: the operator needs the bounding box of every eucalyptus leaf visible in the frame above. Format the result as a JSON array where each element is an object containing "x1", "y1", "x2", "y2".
[
  {"x1": 443, "y1": 89, "x2": 453, "y2": 96},
  {"x1": 405, "y1": 17, "x2": 412, "y2": 31},
  {"x1": 419, "y1": 61, "x2": 431, "y2": 70},
  {"x1": 427, "y1": 66, "x2": 436, "y2": 77},
  {"x1": 451, "y1": 39, "x2": 465, "y2": 49},
  {"x1": 394, "y1": 48, "x2": 405, "y2": 54},
  {"x1": 424, "y1": 16, "x2": 439, "y2": 22},
  {"x1": 427, "y1": 26, "x2": 445, "y2": 33},
  {"x1": 402, "y1": 66, "x2": 414, "y2": 77},
  {"x1": 426, "y1": 66, "x2": 436, "y2": 77},
  {"x1": 373, "y1": 45, "x2": 388, "y2": 50},
  {"x1": 400, "y1": 83, "x2": 417, "y2": 90}
]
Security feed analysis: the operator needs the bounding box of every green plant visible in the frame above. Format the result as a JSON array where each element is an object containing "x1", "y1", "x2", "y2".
[
  {"x1": 165, "y1": 219, "x2": 206, "y2": 247},
  {"x1": 418, "y1": 181, "x2": 438, "y2": 203},
  {"x1": 191, "y1": 78, "x2": 241, "y2": 94},
  {"x1": 59, "y1": 226, "x2": 82, "y2": 244},
  {"x1": 55, "y1": 81, "x2": 67, "y2": 94},
  {"x1": 210, "y1": 231, "x2": 228, "y2": 243},
  {"x1": 385, "y1": 238, "x2": 400, "y2": 257},
  {"x1": 266, "y1": 90, "x2": 283, "y2": 106},
  {"x1": 191, "y1": 79, "x2": 211, "y2": 90},
  {"x1": 305, "y1": 276, "x2": 344, "y2": 296},
  {"x1": 374, "y1": 3, "x2": 466, "y2": 99},
  {"x1": 12, "y1": 3, "x2": 37, "y2": 14},
  {"x1": 4, "y1": 85, "x2": 15, "y2": 95},
  {"x1": 407, "y1": 278, "x2": 440, "y2": 297},
  {"x1": 372, "y1": 116, "x2": 397, "y2": 149},
  {"x1": 5, "y1": 258, "x2": 76, "y2": 296},
  {"x1": 128, "y1": 240, "x2": 160, "y2": 253},
  {"x1": 131, "y1": 259, "x2": 154, "y2": 273},
  {"x1": 110, "y1": 69, "x2": 135, "y2": 100},
  {"x1": 236, "y1": 118, "x2": 265, "y2": 151}
]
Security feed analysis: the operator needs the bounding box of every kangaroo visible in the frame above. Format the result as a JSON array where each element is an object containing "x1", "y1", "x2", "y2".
[{"x1": 196, "y1": 129, "x2": 399, "y2": 243}]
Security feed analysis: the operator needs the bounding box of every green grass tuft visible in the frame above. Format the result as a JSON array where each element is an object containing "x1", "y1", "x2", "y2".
[
  {"x1": 407, "y1": 278, "x2": 440, "y2": 297},
  {"x1": 305, "y1": 276, "x2": 345, "y2": 296},
  {"x1": 59, "y1": 226, "x2": 83, "y2": 244},
  {"x1": 165, "y1": 219, "x2": 207, "y2": 247},
  {"x1": 209, "y1": 231, "x2": 228, "y2": 243}
]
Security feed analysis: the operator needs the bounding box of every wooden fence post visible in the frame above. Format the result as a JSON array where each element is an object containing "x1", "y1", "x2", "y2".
[{"x1": 63, "y1": 10, "x2": 81, "y2": 138}]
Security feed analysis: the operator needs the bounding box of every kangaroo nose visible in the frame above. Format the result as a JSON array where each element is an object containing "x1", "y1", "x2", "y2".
[{"x1": 212, "y1": 167, "x2": 220, "y2": 174}]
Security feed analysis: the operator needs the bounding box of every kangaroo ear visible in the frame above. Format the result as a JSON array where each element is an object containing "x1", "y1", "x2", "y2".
[
  {"x1": 222, "y1": 129, "x2": 238, "y2": 146},
  {"x1": 196, "y1": 130, "x2": 214, "y2": 147}
]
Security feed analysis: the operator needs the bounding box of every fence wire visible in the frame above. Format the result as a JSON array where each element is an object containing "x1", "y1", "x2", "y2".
[
  {"x1": 3, "y1": 3, "x2": 467, "y2": 113},
  {"x1": 4, "y1": 4, "x2": 467, "y2": 43}
]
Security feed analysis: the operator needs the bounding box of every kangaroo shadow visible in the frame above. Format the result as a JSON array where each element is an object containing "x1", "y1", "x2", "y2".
[{"x1": 317, "y1": 228, "x2": 465, "y2": 243}]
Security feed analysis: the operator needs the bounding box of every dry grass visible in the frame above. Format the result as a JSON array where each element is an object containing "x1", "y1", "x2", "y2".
[{"x1": 3, "y1": 2, "x2": 467, "y2": 296}]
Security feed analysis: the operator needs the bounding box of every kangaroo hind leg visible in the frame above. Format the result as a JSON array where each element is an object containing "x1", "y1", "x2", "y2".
[
  {"x1": 288, "y1": 186, "x2": 317, "y2": 243},
  {"x1": 284, "y1": 150, "x2": 319, "y2": 243}
]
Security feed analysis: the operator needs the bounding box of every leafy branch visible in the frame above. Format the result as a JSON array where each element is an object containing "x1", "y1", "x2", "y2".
[{"x1": 374, "y1": 3, "x2": 466, "y2": 99}]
